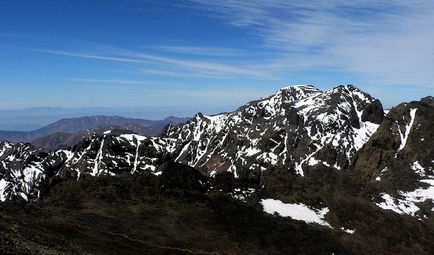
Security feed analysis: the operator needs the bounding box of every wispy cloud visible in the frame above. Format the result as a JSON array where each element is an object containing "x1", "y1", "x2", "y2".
[
  {"x1": 154, "y1": 45, "x2": 246, "y2": 57},
  {"x1": 135, "y1": 68, "x2": 235, "y2": 79},
  {"x1": 187, "y1": 0, "x2": 434, "y2": 87},
  {"x1": 33, "y1": 46, "x2": 275, "y2": 80},
  {"x1": 69, "y1": 78, "x2": 154, "y2": 85},
  {"x1": 166, "y1": 87, "x2": 273, "y2": 99},
  {"x1": 0, "y1": 33, "x2": 22, "y2": 37},
  {"x1": 33, "y1": 48, "x2": 149, "y2": 64}
]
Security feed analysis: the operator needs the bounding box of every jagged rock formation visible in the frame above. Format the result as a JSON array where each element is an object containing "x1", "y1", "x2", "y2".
[{"x1": 0, "y1": 141, "x2": 64, "y2": 201}]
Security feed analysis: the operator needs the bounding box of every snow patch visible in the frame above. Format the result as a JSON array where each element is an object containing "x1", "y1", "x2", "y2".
[
  {"x1": 341, "y1": 227, "x2": 355, "y2": 234},
  {"x1": 261, "y1": 199, "x2": 331, "y2": 227},
  {"x1": 376, "y1": 193, "x2": 419, "y2": 215},
  {"x1": 411, "y1": 161, "x2": 425, "y2": 176},
  {"x1": 377, "y1": 180, "x2": 434, "y2": 217}
]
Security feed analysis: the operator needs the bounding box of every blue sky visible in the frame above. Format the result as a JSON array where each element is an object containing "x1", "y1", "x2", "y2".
[{"x1": 1, "y1": 0, "x2": 433, "y2": 116}]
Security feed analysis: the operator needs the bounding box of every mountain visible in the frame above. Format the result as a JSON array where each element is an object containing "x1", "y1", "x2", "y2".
[
  {"x1": 162, "y1": 84, "x2": 383, "y2": 177},
  {"x1": 0, "y1": 84, "x2": 433, "y2": 254},
  {"x1": 0, "y1": 115, "x2": 189, "y2": 149}
]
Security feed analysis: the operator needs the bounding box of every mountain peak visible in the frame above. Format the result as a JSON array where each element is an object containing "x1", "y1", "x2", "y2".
[
  {"x1": 278, "y1": 84, "x2": 322, "y2": 98},
  {"x1": 279, "y1": 84, "x2": 318, "y2": 91}
]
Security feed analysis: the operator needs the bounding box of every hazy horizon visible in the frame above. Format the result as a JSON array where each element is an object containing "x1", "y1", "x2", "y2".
[
  {"x1": 0, "y1": 104, "x2": 238, "y2": 131},
  {"x1": 0, "y1": 82, "x2": 427, "y2": 131}
]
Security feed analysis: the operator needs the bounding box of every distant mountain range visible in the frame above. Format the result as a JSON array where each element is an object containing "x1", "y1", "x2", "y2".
[
  {"x1": 0, "y1": 115, "x2": 189, "y2": 149},
  {"x1": 0, "y1": 105, "x2": 235, "y2": 131}
]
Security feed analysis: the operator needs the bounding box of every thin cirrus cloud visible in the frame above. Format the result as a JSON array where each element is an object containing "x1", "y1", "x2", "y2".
[
  {"x1": 32, "y1": 46, "x2": 275, "y2": 80},
  {"x1": 69, "y1": 78, "x2": 155, "y2": 85},
  {"x1": 99, "y1": 47, "x2": 275, "y2": 79},
  {"x1": 154, "y1": 45, "x2": 247, "y2": 56},
  {"x1": 187, "y1": 0, "x2": 434, "y2": 88},
  {"x1": 135, "y1": 68, "x2": 235, "y2": 79},
  {"x1": 0, "y1": 33, "x2": 22, "y2": 37},
  {"x1": 32, "y1": 48, "x2": 150, "y2": 64},
  {"x1": 166, "y1": 87, "x2": 272, "y2": 99}
]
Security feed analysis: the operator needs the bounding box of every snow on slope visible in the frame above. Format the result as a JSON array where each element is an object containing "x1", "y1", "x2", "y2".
[{"x1": 377, "y1": 161, "x2": 434, "y2": 218}]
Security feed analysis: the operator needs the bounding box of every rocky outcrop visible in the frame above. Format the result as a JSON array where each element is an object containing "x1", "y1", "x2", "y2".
[{"x1": 353, "y1": 98, "x2": 434, "y2": 218}]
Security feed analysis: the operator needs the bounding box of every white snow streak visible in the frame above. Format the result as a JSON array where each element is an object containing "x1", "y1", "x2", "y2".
[
  {"x1": 92, "y1": 136, "x2": 106, "y2": 176},
  {"x1": 397, "y1": 108, "x2": 417, "y2": 151},
  {"x1": 131, "y1": 137, "x2": 141, "y2": 174},
  {"x1": 0, "y1": 179, "x2": 7, "y2": 202}
]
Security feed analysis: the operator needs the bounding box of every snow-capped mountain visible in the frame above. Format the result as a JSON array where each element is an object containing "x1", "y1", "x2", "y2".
[{"x1": 163, "y1": 84, "x2": 383, "y2": 177}]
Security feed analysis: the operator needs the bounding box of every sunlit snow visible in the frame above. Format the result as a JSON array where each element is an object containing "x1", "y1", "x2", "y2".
[{"x1": 261, "y1": 198, "x2": 331, "y2": 227}]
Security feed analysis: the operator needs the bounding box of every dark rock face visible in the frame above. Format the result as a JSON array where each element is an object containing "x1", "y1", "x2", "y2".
[
  {"x1": 158, "y1": 161, "x2": 209, "y2": 196},
  {"x1": 361, "y1": 99, "x2": 384, "y2": 124}
]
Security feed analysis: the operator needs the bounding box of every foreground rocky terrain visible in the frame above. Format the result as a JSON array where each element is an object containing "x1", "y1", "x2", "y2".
[{"x1": 0, "y1": 85, "x2": 433, "y2": 254}]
